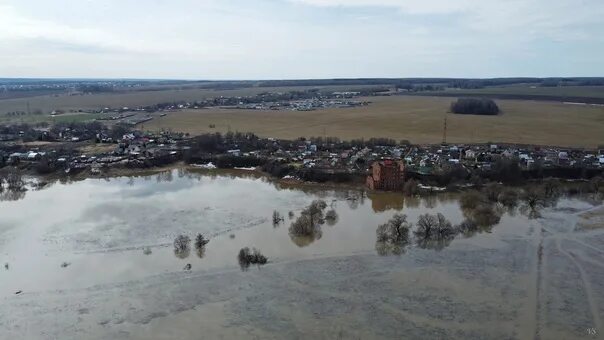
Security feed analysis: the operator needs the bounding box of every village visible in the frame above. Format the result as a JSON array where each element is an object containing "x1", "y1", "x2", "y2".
[{"x1": 1, "y1": 118, "x2": 603, "y2": 195}]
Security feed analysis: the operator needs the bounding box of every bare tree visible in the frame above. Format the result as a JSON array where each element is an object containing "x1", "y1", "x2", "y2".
[
  {"x1": 414, "y1": 213, "x2": 457, "y2": 251},
  {"x1": 5, "y1": 168, "x2": 24, "y2": 191},
  {"x1": 173, "y1": 235, "x2": 191, "y2": 259},
  {"x1": 376, "y1": 214, "x2": 412, "y2": 256},
  {"x1": 272, "y1": 210, "x2": 283, "y2": 226},
  {"x1": 289, "y1": 200, "x2": 327, "y2": 237},
  {"x1": 194, "y1": 234, "x2": 209, "y2": 249}
]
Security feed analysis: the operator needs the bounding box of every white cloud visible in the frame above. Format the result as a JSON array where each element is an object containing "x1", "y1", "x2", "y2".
[
  {"x1": 290, "y1": 0, "x2": 604, "y2": 40},
  {"x1": 289, "y1": 0, "x2": 474, "y2": 14},
  {"x1": 0, "y1": 0, "x2": 602, "y2": 78}
]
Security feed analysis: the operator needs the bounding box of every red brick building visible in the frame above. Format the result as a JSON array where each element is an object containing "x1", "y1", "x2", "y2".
[{"x1": 366, "y1": 160, "x2": 406, "y2": 191}]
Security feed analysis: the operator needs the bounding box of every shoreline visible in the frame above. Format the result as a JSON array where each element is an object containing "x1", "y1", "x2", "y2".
[
  {"x1": 20, "y1": 162, "x2": 603, "y2": 200},
  {"x1": 22, "y1": 163, "x2": 370, "y2": 193}
]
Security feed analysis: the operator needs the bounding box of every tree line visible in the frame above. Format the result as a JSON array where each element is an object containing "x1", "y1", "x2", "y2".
[{"x1": 450, "y1": 98, "x2": 500, "y2": 115}]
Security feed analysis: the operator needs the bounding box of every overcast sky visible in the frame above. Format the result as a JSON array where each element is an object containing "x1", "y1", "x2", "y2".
[{"x1": 0, "y1": 0, "x2": 603, "y2": 79}]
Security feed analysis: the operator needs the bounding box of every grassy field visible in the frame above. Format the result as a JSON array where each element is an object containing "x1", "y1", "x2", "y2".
[
  {"x1": 143, "y1": 96, "x2": 604, "y2": 148},
  {"x1": 0, "y1": 112, "x2": 99, "y2": 125},
  {"x1": 0, "y1": 85, "x2": 385, "y2": 116}
]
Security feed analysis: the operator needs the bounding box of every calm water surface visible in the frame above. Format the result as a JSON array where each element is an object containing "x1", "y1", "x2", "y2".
[{"x1": 1, "y1": 170, "x2": 603, "y2": 339}]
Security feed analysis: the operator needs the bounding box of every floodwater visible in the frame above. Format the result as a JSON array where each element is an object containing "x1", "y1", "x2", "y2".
[{"x1": 0, "y1": 169, "x2": 603, "y2": 339}]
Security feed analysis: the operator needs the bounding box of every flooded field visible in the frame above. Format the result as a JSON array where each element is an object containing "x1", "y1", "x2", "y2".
[{"x1": 1, "y1": 170, "x2": 603, "y2": 339}]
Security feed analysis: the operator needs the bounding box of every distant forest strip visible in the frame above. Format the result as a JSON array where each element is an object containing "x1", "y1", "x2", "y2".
[
  {"x1": 401, "y1": 92, "x2": 604, "y2": 105},
  {"x1": 3, "y1": 77, "x2": 604, "y2": 89}
]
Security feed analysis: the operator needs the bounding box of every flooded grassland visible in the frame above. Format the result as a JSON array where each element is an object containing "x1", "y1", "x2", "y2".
[{"x1": 0, "y1": 170, "x2": 603, "y2": 339}]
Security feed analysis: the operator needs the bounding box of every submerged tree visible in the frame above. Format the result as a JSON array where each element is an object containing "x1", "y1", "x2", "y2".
[
  {"x1": 194, "y1": 233, "x2": 209, "y2": 249},
  {"x1": 193, "y1": 234, "x2": 209, "y2": 258},
  {"x1": 272, "y1": 210, "x2": 283, "y2": 226},
  {"x1": 375, "y1": 214, "x2": 412, "y2": 256},
  {"x1": 173, "y1": 234, "x2": 191, "y2": 259},
  {"x1": 520, "y1": 185, "x2": 547, "y2": 218},
  {"x1": 288, "y1": 200, "x2": 328, "y2": 246},
  {"x1": 238, "y1": 247, "x2": 268, "y2": 270},
  {"x1": 414, "y1": 213, "x2": 457, "y2": 251}
]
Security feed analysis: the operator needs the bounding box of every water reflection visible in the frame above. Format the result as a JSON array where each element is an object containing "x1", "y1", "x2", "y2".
[
  {"x1": 0, "y1": 188, "x2": 26, "y2": 202},
  {"x1": 174, "y1": 248, "x2": 191, "y2": 259},
  {"x1": 367, "y1": 192, "x2": 405, "y2": 212},
  {"x1": 195, "y1": 247, "x2": 206, "y2": 259},
  {"x1": 462, "y1": 205, "x2": 502, "y2": 228},
  {"x1": 324, "y1": 209, "x2": 338, "y2": 226},
  {"x1": 290, "y1": 233, "x2": 323, "y2": 248}
]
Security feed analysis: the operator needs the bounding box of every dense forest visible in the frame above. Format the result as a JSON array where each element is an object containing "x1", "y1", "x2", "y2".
[{"x1": 450, "y1": 98, "x2": 500, "y2": 115}]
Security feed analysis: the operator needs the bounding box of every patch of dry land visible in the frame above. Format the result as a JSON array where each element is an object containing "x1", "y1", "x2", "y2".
[{"x1": 144, "y1": 96, "x2": 604, "y2": 148}]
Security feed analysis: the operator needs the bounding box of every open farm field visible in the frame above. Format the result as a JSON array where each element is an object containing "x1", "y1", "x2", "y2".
[
  {"x1": 444, "y1": 85, "x2": 604, "y2": 98},
  {"x1": 144, "y1": 95, "x2": 604, "y2": 148}
]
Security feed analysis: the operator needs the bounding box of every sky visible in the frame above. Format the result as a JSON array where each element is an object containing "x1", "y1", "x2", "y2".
[{"x1": 0, "y1": 0, "x2": 603, "y2": 79}]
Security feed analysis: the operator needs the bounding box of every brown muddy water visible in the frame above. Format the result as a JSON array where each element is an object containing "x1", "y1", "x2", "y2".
[{"x1": 1, "y1": 170, "x2": 603, "y2": 339}]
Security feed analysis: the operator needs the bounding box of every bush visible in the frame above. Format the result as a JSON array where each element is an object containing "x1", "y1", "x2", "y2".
[
  {"x1": 238, "y1": 247, "x2": 268, "y2": 269},
  {"x1": 451, "y1": 98, "x2": 500, "y2": 115},
  {"x1": 403, "y1": 179, "x2": 419, "y2": 196}
]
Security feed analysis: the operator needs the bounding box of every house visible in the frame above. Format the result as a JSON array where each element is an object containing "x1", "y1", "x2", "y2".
[
  {"x1": 227, "y1": 149, "x2": 241, "y2": 156},
  {"x1": 558, "y1": 151, "x2": 570, "y2": 166},
  {"x1": 366, "y1": 159, "x2": 405, "y2": 191}
]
